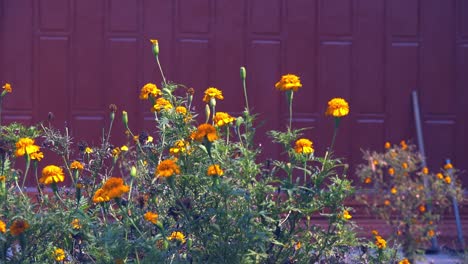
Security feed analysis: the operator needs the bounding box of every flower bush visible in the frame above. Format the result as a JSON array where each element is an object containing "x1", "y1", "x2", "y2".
[
  {"x1": 356, "y1": 141, "x2": 464, "y2": 262},
  {"x1": 0, "y1": 41, "x2": 418, "y2": 264}
]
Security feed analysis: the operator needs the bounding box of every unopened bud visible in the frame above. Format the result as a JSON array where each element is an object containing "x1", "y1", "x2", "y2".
[
  {"x1": 240, "y1": 66, "x2": 246, "y2": 80},
  {"x1": 130, "y1": 166, "x2": 137, "y2": 178},
  {"x1": 150, "y1": 39, "x2": 159, "y2": 57},
  {"x1": 122, "y1": 111, "x2": 128, "y2": 129}
]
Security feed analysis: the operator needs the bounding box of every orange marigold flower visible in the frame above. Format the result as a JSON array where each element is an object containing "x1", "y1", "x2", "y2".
[
  {"x1": 150, "y1": 39, "x2": 158, "y2": 45},
  {"x1": 0, "y1": 220, "x2": 6, "y2": 233},
  {"x1": 364, "y1": 177, "x2": 372, "y2": 184},
  {"x1": 419, "y1": 205, "x2": 426, "y2": 213},
  {"x1": 214, "y1": 112, "x2": 235, "y2": 127},
  {"x1": 156, "y1": 159, "x2": 180, "y2": 178},
  {"x1": 325, "y1": 98, "x2": 349, "y2": 117},
  {"x1": 168, "y1": 231, "x2": 186, "y2": 243},
  {"x1": 176, "y1": 106, "x2": 187, "y2": 115},
  {"x1": 102, "y1": 177, "x2": 130, "y2": 199},
  {"x1": 444, "y1": 176, "x2": 451, "y2": 184},
  {"x1": 342, "y1": 210, "x2": 352, "y2": 220},
  {"x1": 294, "y1": 241, "x2": 302, "y2": 250},
  {"x1": 372, "y1": 160, "x2": 379, "y2": 166},
  {"x1": 391, "y1": 187, "x2": 397, "y2": 194},
  {"x1": 400, "y1": 140, "x2": 408, "y2": 150},
  {"x1": 388, "y1": 168, "x2": 395, "y2": 175},
  {"x1": 54, "y1": 248, "x2": 66, "y2": 261},
  {"x1": 202, "y1": 87, "x2": 224, "y2": 103},
  {"x1": 70, "y1": 160, "x2": 84, "y2": 171},
  {"x1": 375, "y1": 235, "x2": 387, "y2": 249},
  {"x1": 144, "y1": 212, "x2": 159, "y2": 224},
  {"x1": 422, "y1": 167, "x2": 429, "y2": 175},
  {"x1": 2, "y1": 83, "x2": 12, "y2": 93},
  {"x1": 151, "y1": 97, "x2": 173, "y2": 112},
  {"x1": 436, "y1": 173, "x2": 444, "y2": 179},
  {"x1": 0, "y1": 175, "x2": 5, "y2": 182},
  {"x1": 384, "y1": 200, "x2": 391, "y2": 206},
  {"x1": 92, "y1": 188, "x2": 110, "y2": 203},
  {"x1": 71, "y1": 219, "x2": 81, "y2": 229},
  {"x1": 39, "y1": 165, "x2": 65, "y2": 185},
  {"x1": 170, "y1": 140, "x2": 189, "y2": 156},
  {"x1": 402, "y1": 162, "x2": 408, "y2": 169},
  {"x1": 384, "y1": 142, "x2": 391, "y2": 149},
  {"x1": 427, "y1": 229, "x2": 435, "y2": 237},
  {"x1": 294, "y1": 138, "x2": 314, "y2": 154},
  {"x1": 139, "y1": 83, "x2": 161, "y2": 100},
  {"x1": 444, "y1": 163, "x2": 453, "y2": 170},
  {"x1": 275, "y1": 74, "x2": 302, "y2": 92},
  {"x1": 15, "y1": 137, "x2": 40, "y2": 157},
  {"x1": 399, "y1": 258, "x2": 411, "y2": 264},
  {"x1": 191, "y1": 123, "x2": 218, "y2": 142},
  {"x1": 10, "y1": 219, "x2": 29, "y2": 236},
  {"x1": 207, "y1": 164, "x2": 224, "y2": 176},
  {"x1": 371, "y1": 230, "x2": 379, "y2": 236},
  {"x1": 30, "y1": 151, "x2": 44, "y2": 161}
]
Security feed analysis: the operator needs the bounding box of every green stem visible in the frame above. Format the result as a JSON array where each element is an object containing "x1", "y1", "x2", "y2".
[
  {"x1": 21, "y1": 155, "x2": 31, "y2": 188},
  {"x1": 156, "y1": 56, "x2": 167, "y2": 86},
  {"x1": 303, "y1": 159, "x2": 307, "y2": 185},
  {"x1": 242, "y1": 78, "x2": 249, "y2": 113},
  {"x1": 288, "y1": 92, "x2": 294, "y2": 129}
]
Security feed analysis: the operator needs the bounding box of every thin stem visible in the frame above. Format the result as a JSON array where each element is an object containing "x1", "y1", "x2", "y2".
[
  {"x1": 303, "y1": 159, "x2": 307, "y2": 185},
  {"x1": 156, "y1": 56, "x2": 167, "y2": 86},
  {"x1": 288, "y1": 92, "x2": 294, "y2": 129},
  {"x1": 21, "y1": 155, "x2": 31, "y2": 188},
  {"x1": 242, "y1": 78, "x2": 250, "y2": 113},
  {"x1": 330, "y1": 126, "x2": 339, "y2": 152}
]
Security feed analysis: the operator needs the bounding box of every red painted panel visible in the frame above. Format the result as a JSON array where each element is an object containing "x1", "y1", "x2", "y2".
[
  {"x1": 72, "y1": 115, "x2": 105, "y2": 145},
  {"x1": 250, "y1": 0, "x2": 282, "y2": 34},
  {"x1": 286, "y1": 0, "x2": 317, "y2": 114},
  {"x1": 354, "y1": 0, "x2": 384, "y2": 114},
  {"x1": 424, "y1": 119, "x2": 456, "y2": 172},
  {"x1": 175, "y1": 39, "x2": 210, "y2": 96},
  {"x1": 455, "y1": 45, "x2": 468, "y2": 185},
  {"x1": 178, "y1": 0, "x2": 211, "y2": 33},
  {"x1": 386, "y1": 43, "x2": 418, "y2": 142},
  {"x1": 108, "y1": 0, "x2": 138, "y2": 32},
  {"x1": 460, "y1": 0, "x2": 468, "y2": 38},
  {"x1": 319, "y1": 0, "x2": 352, "y2": 36},
  {"x1": 420, "y1": 0, "x2": 456, "y2": 115},
  {"x1": 389, "y1": 0, "x2": 419, "y2": 37},
  {"x1": 74, "y1": 0, "x2": 104, "y2": 109},
  {"x1": 38, "y1": 0, "x2": 70, "y2": 31},
  {"x1": 37, "y1": 37, "x2": 69, "y2": 125},
  {"x1": 351, "y1": 118, "x2": 385, "y2": 176}
]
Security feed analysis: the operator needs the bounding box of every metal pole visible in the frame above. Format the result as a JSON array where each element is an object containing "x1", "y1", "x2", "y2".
[
  {"x1": 411, "y1": 90, "x2": 439, "y2": 251},
  {"x1": 446, "y1": 159, "x2": 465, "y2": 249}
]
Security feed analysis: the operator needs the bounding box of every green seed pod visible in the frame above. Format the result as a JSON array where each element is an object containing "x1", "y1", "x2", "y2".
[{"x1": 240, "y1": 66, "x2": 246, "y2": 80}]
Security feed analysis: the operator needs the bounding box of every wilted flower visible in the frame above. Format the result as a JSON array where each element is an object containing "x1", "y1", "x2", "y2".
[
  {"x1": 325, "y1": 98, "x2": 349, "y2": 117},
  {"x1": 10, "y1": 219, "x2": 29, "y2": 236},
  {"x1": 275, "y1": 74, "x2": 302, "y2": 92}
]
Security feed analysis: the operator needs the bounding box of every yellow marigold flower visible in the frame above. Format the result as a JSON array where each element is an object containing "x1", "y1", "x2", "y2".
[
  {"x1": 214, "y1": 112, "x2": 235, "y2": 127},
  {"x1": 294, "y1": 138, "x2": 314, "y2": 154},
  {"x1": 176, "y1": 106, "x2": 187, "y2": 115},
  {"x1": 325, "y1": 98, "x2": 350, "y2": 117},
  {"x1": 202, "y1": 87, "x2": 224, "y2": 103},
  {"x1": 120, "y1": 145, "x2": 129, "y2": 152},
  {"x1": 144, "y1": 212, "x2": 159, "y2": 224},
  {"x1": 168, "y1": 231, "x2": 186, "y2": 243},
  {"x1": 150, "y1": 39, "x2": 158, "y2": 45},
  {"x1": 2, "y1": 83, "x2": 12, "y2": 93},
  {"x1": 342, "y1": 210, "x2": 352, "y2": 220},
  {"x1": 207, "y1": 164, "x2": 224, "y2": 176},
  {"x1": 152, "y1": 97, "x2": 173, "y2": 112},
  {"x1": 375, "y1": 235, "x2": 387, "y2": 249},
  {"x1": 402, "y1": 162, "x2": 408, "y2": 169},
  {"x1": 70, "y1": 160, "x2": 84, "y2": 171},
  {"x1": 400, "y1": 140, "x2": 408, "y2": 150},
  {"x1": 422, "y1": 167, "x2": 429, "y2": 175},
  {"x1": 92, "y1": 188, "x2": 110, "y2": 203},
  {"x1": 156, "y1": 159, "x2": 180, "y2": 178},
  {"x1": 112, "y1": 147, "x2": 121, "y2": 157},
  {"x1": 39, "y1": 165, "x2": 65, "y2": 185},
  {"x1": 388, "y1": 168, "x2": 395, "y2": 175},
  {"x1": 169, "y1": 140, "x2": 189, "y2": 156},
  {"x1": 54, "y1": 248, "x2": 66, "y2": 261},
  {"x1": 384, "y1": 142, "x2": 391, "y2": 149},
  {"x1": 391, "y1": 187, "x2": 397, "y2": 194},
  {"x1": 85, "y1": 147, "x2": 93, "y2": 154},
  {"x1": 399, "y1": 258, "x2": 411, "y2": 264},
  {"x1": 364, "y1": 177, "x2": 372, "y2": 184},
  {"x1": 15, "y1": 137, "x2": 40, "y2": 157},
  {"x1": 191, "y1": 123, "x2": 218, "y2": 142},
  {"x1": 0, "y1": 220, "x2": 6, "y2": 233},
  {"x1": 30, "y1": 151, "x2": 44, "y2": 161},
  {"x1": 444, "y1": 163, "x2": 453, "y2": 170},
  {"x1": 10, "y1": 219, "x2": 29, "y2": 236},
  {"x1": 275, "y1": 74, "x2": 302, "y2": 92},
  {"x1": 71, "y1": 219, "x2": 81, "y2": 229},
  {"x1": 427, "y1": 229, "x2": 435, "y2": 237},
  {"x1": 419, "y1": 205, "x2": 426, "y2": 213},
  {"x1": 444, "y1": 176, "x2": 451, "y2": 184},
  {"x1": 436, "y1": 173, "x2": 444, "y2": 179},
  {"x1": 384, "y1": 200, "x2": 391, "y2": 206},
  {"x1": 371, "y1": 230, "x2": 379, "y2": 236},
  {"x1": 0, "y1": 175, "x2": 5, "y2": 182},
  {"x1": 139, "y1": 83, "x2": 161, "y2": 100}
]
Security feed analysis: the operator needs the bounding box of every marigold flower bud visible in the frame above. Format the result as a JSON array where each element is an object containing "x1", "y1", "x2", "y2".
[
  {"x1": 130, "y1": 166, "x2": 137, "y2": 178},
  {"x1": 122, "y1": 111, "x2": 128, "y2": 129},
  {"x1": 240, "y1": 66, "x2": 246, "y2": 80}
]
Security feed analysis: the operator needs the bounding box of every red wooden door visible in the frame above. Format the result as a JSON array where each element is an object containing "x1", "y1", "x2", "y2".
[{"x1": 1, "y1": 0, "x2": 467, "y2": 186}]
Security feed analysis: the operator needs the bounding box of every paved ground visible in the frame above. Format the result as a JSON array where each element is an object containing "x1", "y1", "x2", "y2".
[{"x1": 416, "y1": 253, "x2": 466, "y2": 264}]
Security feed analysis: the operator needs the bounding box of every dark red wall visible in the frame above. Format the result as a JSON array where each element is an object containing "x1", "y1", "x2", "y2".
[{"x1": 1, "y1": 0, "x2": 468, "y2": 186}]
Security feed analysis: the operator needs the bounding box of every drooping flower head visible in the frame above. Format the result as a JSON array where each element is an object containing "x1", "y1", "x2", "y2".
[
  {"x1": 156, "y1": 159, "x2": 181, "y2": 178},
  {"x1": 202, "y1": 87, "x2": 224, "y2": 103},
  {"x1": 294, "y1": 138, "x2": 314, "y2": 154},
  {"x1": 190, "y1": 124, "x2": 218, "y2": 142},
  {"x1": 140, "y1": 83, "x2": 162, "y2": 100},
  {"x1": 10, "y1": 219, "x2": 29, "y2": 236},
  {"x1": 53, "y1": 248, "x2": 66, "y2": 261},
  {"x1": 15, "y1": 138, "x2": 40, "y2": 157},
  {"x1": 144, "y1": 212, "x2": 159, "y2": 224},
  {"x1": 275, "y1": 74, "x2": 302, "y2": 92},
  {"x1": 213, "y1": 112, "x2": 235, "y2": 127},
  {"x1": 168, "y1": 231, "x2": 186, "y2": 243},
  {"x1": 39, "y1": 165, "x2": 65, "y2": 185},
  {"x1": 207, "y1": 164, "x2": 224, "y2": 176},
  {"x1": 151, "y1": 97, "x2": 173, "y2": 112},
  {"x1": 325, "y1": 98, "x2": 349, "y2": 117}
]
